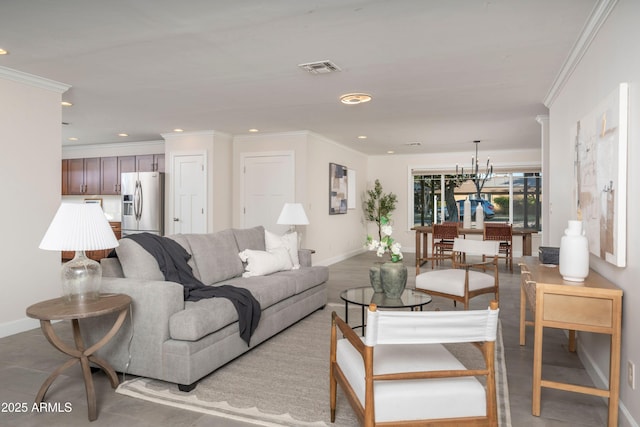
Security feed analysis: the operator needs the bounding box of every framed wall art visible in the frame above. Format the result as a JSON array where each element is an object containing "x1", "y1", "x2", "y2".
[
  {"x1": 329, "y1": 163, "x2": 348, "y2": 215},
  {"x1": 573, "y1": 82, "x2": 628, "y2": 267}
]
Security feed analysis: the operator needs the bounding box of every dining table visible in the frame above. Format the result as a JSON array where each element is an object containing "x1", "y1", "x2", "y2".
[{"x1": 412, "y1": 225, "x2": 537, "y2": 274}]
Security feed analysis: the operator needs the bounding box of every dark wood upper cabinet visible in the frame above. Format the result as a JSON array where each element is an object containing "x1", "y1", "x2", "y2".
[
  {"x1": 65, "y1": 158, "x2": 100, "y2": 195},
  {"x1": 62, "y1": 153, "x2": 163, "y2": 196},
  {"x1": 61, "y1": 159, "x2": 69, "y2": 195},
  {"x1": 136, "y1": 154, "x2": 165, "y2": 172},
  {"x1": 100, "y1": 156, "x2": 136, "y2": 195}
]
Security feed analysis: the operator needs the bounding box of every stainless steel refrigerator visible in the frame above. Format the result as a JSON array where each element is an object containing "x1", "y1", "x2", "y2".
[{"x1": 121, "y1": 171, "x2": 165, "y2": 236}]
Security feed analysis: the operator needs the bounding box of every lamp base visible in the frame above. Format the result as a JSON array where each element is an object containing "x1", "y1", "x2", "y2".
[{"x1": 61, "y1": 251, "x2": 102, "y2": 303}]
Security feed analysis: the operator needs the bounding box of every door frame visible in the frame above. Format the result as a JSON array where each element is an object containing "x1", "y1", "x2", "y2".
[
  {"x1": 169, "y1": 150, "x2": 208, "y2": 235},
  {"x1": 239, "y1": 150, "x2": 295, "y2": 229}
]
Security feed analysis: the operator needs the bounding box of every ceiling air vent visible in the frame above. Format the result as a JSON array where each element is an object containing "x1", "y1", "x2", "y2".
[{"x1": 298, "y1": 60, "x2": 341, "y2": 75}]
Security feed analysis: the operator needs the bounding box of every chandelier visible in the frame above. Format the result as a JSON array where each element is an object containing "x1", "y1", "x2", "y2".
[{"x1": 454, "y1": 140, "x2": 493, "y2": 198}]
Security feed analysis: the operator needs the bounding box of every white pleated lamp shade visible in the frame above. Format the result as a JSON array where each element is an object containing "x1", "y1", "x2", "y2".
[
  {"x1": 40, "y1": 203, "x2": 119, "y2": 251},
  {"x1": 276, "y1": 203, "x2": 309, "y2": 225}
]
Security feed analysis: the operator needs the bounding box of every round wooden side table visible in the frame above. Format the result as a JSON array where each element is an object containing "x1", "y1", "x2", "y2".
[{"x1": 26, "y1": 293, "x2": 131, "y2": 421}]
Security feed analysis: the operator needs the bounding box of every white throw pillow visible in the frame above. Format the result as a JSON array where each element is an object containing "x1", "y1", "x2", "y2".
[
  {"x1": 265, "y1": 229, "x2": 300, "y2": 269},
  {"x1": 238, "y1": 247, "x2": 293, "y2": 277}
]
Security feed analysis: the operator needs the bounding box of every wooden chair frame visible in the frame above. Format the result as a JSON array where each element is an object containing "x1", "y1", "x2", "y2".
[
  {"x1": 330, "y1": 302, "x2": 499, "y2": 426},
  {"x1": 483, "y1": 223, "x2": 513, "y2": 272}
]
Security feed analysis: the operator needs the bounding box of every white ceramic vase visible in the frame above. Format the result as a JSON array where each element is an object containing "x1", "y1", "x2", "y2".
[
  {"x1": 463, "y1": 198, "x2": 472, "y2": 228},
  {"x1": 475, "y1": 204, "x2": 484, "y2": 229},
  {"x1": 559, "y1": 220, "x2": 589, "y2": 282}
]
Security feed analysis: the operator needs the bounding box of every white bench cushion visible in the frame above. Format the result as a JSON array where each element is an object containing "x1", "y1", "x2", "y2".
[
  {"x1": 415, "y1": 269, "x2": 494, "y2": 297},
  {"x1": 336, "y1": 339, "x2": 486, "y2": 422}
]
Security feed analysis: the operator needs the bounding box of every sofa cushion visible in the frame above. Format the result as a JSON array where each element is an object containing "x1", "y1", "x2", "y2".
[
  {"x1": 233, "y1": 226, "x2": 266, "y2": 252},
  {"x1": 265, "y1": 230, "x2": 300, "y2": 268},
  {"x1": 269, "y1": 267, "x2": 329, "y2": 294},
  {"x1": 170, "y1": 274, "x2": 300, "y2": 341},
  {"x1": 239, "y1": 247, "x2": 293, "y2": 277},
  {"x1": 170, "y1": 297, "x2": 237, "y2": 341},
  {"x1": 185, "y1": 230, "x2": 244, "y2": 285},
  {"x1": 114, "y1": 235, "x2": 199, "y2": 281},
  {"x1": 166, "y1": 234, "x2": 201, "y2": 281},
  {"x1": 115, "y1": 238, "x2": 165, "y2": 281}
]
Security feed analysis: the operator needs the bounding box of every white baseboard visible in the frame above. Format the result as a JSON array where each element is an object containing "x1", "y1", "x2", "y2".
[
  {"x1": 577, "y1": 337, "x2": 639, "y2": 427},
  {"x1": 315, "y1": 247, "x2": 367, "y2": 266},
  {"x1": 0, "y1": 317, "x2": 41, "y2": 339}
]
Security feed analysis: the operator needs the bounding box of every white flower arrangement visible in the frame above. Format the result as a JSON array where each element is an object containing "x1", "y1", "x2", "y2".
[{"x1": 366, "y1": 216, "x2": 403, "y2": 263}]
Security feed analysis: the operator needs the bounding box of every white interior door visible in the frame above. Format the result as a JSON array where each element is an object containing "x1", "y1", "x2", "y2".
[
  {"x1": 242, "y1": 153, "x2": 294, "y2": 233},
  {"x1": 173, "y1": 154, "x2": 206, "y2": 234}
]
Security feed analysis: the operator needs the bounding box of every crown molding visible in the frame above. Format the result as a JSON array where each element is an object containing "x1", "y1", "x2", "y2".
[
  {"x1": 0, "y1": 66, "x2": 70, "y2": 93},
  {"x1": 544, "y1": 0, "x2": 618, "y2": 107}
]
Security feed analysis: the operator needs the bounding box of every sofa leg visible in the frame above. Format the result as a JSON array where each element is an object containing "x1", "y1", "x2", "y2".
[{"x1": 178, "y1": 382, "x2": 198, "y2": 392}]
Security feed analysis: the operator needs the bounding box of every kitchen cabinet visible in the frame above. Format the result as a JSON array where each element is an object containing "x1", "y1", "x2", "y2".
[
  {"x1": 62, "y1": 153, "x2": 164, "y2": 196},
  {"x1": 62, "y1": 222, "x2": 121, "y2": 262},
  {"x1": 100, "y1": 156, "x2": 136, "y2": 195},
  {"x1": 65, "y1": 158, "x2": 101, "y2": 195},
  {"x1": 136, "y1": 154, "x2": 165, "y2": 172},
  {"x1": 61, "y1": 159, "x2": 69, "y2": 195}
]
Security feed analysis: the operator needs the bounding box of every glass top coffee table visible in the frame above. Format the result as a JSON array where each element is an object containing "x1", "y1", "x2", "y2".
[{"x1": 339, "y1": 286, "x2": 432, "y2": 335}]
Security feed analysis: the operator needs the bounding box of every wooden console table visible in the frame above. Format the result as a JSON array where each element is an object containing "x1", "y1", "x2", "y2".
[
  {"x1": 26, "y1": 293, "x2": 131, "y2": 421},
  {"x1": 412, "y1": 225, "x2": 536, "y2": 274},
  {"x1": 519, "y1": 257, "x2": 622, "y2": 427}
]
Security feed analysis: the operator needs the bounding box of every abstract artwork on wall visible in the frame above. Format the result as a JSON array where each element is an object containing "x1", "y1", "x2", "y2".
[
  {"x1": 329, "y1": 163, "x2": 348, "y2": 215},
  {"x1": 573, "y1": 82, "x2": 628, "y2": 267}
]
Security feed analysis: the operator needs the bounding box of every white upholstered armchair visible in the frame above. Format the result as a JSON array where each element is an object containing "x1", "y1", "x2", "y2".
[
  {"x1": 415, "y1": 238, "x2": 500, "y2": 309},
  {"x1": 330, "y1": 301, "x2": 500, "y2": 426}
]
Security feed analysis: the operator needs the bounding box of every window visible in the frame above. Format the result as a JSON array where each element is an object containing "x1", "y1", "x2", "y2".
[{"x1": 412, "y1": 171, "x2": 542, "y2": 231}]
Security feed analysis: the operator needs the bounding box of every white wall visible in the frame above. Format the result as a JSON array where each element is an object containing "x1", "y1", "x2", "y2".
[
  {"x1": 163, "y1": 130, "x2": 233, "y2": 233},
  {"x1": 548, "y1": 0, "x2": 640, "y2": 424},
  {"x1": 367, "y1": 149, "x2": 542, "y2": 252},
  {"x1": 233, "y1": 131, "x2": 369, "y2": 265},
  {"x1": 0, "y1": 70, "x2": 69, "y2": 337}
]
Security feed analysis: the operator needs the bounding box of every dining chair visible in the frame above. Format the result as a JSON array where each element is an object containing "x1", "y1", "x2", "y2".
[
  {"x1": 431, "y1": 222, "x2": 459, "y2": 268},
  {"x1": 483, "y1": 223, "x2": 513, "y2": 272},
  {"x1": 330, "y1": 301, "x2": 500, "y2": 426}
]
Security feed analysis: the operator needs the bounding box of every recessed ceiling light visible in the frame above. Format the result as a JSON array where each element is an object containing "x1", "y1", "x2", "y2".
[
  {"x1": 68, "y1": 137, "x2": 78, "y2": 141},
  {"x1": 387, "y1": 150, "x2": 395, "y2": 154},
  {"x1": 118, "y1": 133, "x2": 128, "y2": 137},
  {"x1": 0, "y1": 48, "x2": 8, "y2": 55},
  {"x1": 61, "y1": 101, "x2": 73, "y2": 107},
  {"x1": 173, "y1": 128, "x2": 184, "y2": 132},
  {"x1": 340, "y1": 93, "x2": 372, "y2": 105},
  {"x1": 357, "y1": 135, "x2": 367, "y2": 140},
  {"x1": 248, "y1": 128, "x2": 259, "y2": 133}
]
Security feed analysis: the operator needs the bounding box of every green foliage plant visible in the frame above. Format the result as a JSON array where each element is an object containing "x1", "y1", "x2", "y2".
[{"x1": 365, "y1": 179, "x2": 398, "y2": 240}]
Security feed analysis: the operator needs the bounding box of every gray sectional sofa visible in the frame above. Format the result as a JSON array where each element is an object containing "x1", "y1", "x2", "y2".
[{"x1": 80, "y1": 226, "x2": 328, "y2": 391}]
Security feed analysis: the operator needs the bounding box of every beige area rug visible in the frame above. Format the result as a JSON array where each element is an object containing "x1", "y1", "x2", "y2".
[{"x1": 117, "y1": 303, "x2": 511, "y2": 426}]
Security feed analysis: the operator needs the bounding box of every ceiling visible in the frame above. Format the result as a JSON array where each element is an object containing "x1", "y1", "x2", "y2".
[{"x1": 0, "y1": 0, "x2": 597, "y2": 155}]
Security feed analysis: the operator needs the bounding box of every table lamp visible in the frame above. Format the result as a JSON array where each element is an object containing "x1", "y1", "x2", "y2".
[
  {"x1": 277, "y1": 203, "x2": 309, "y2": 232},
  {"x1": 276, "y1": 203, "x2": 309, "y2": 247},
  {"x1": 39, "y1": 203, "x2": 119, "y2": 303}
]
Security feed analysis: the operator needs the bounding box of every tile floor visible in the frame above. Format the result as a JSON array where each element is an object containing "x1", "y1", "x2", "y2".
[{"x1": 0, "y1": 252, "x2": 609, "y2": 426}]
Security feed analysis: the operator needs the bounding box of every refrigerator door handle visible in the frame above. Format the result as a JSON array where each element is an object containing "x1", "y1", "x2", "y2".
[
  {"x1": 138, "y1": 180, "x2": 143, "y2": 221},
  {"x1": 134, "y1": 180, "x2": 142, "y2": 220}
]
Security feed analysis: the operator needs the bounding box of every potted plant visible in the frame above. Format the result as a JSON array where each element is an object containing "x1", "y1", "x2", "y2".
[
  {"x1": 365, "y1": 179, "x2": 398, "y2": 240},
  {"x1": 364, "y1": 181, "x2": 405, "y2": 297}
]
